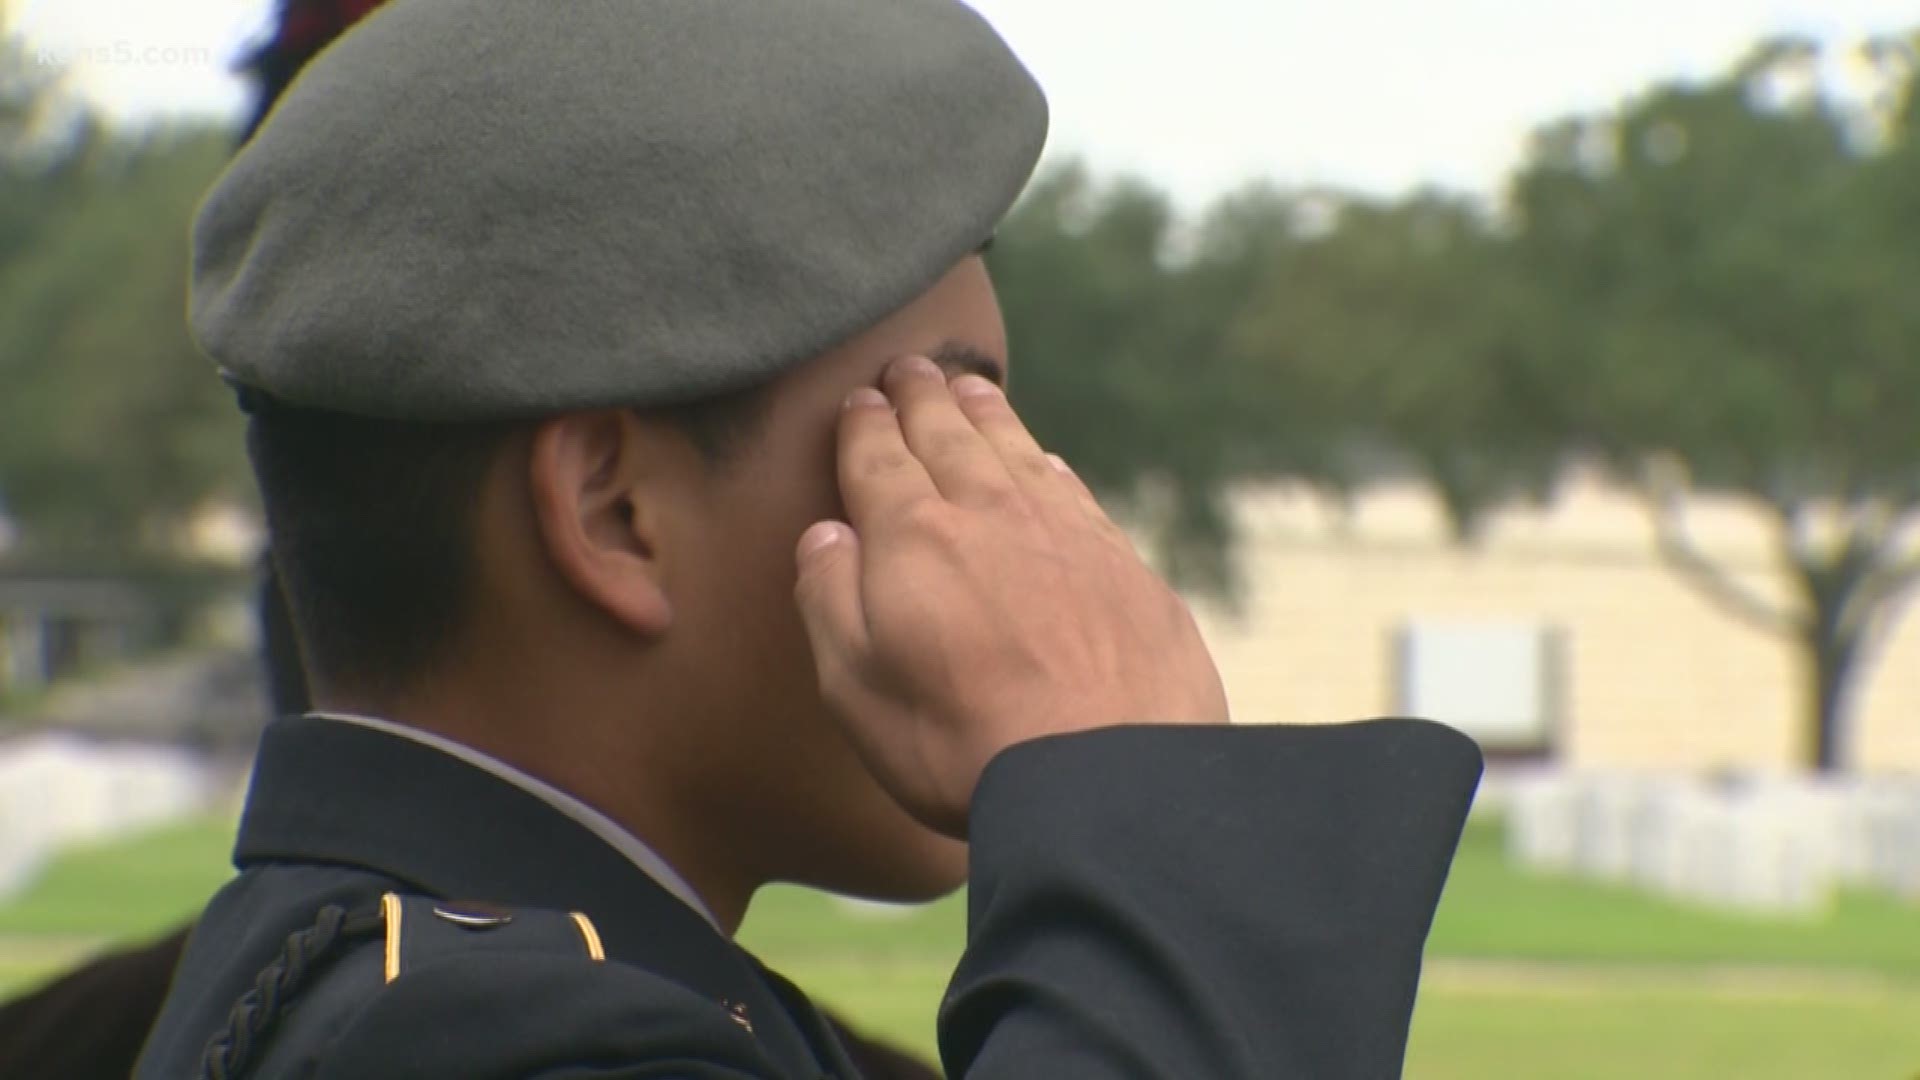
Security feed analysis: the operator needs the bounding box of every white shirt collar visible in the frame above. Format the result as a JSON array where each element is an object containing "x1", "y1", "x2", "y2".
[{"x1": 309, "y1": 711, "x2": 723, "y2": 933}]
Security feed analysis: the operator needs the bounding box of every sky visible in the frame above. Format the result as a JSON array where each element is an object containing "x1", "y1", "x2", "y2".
[{"x1": 7, "y1": 0, "x2": 1917, "y2": 205}]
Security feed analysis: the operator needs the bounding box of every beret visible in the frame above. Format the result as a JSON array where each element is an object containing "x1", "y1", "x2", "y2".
[{"x1": 191, "y1": 0, "x2": 1048, "y2": 421}]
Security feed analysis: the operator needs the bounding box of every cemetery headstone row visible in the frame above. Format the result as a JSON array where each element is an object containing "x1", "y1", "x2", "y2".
[
  {"x1": 0, "y1": 734, "x2": 221, "y2": 901},
  {"x1": 1505, "y1": 771, "x2": 1920, "y2": 916}
]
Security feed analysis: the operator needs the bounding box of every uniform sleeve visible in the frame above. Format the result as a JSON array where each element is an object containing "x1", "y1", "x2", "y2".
[{"x1": 939, "y1": 719, "x2": 1483, "y2": 1079}]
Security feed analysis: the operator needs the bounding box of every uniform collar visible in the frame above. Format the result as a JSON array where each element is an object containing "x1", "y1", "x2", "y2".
[{"x1": 308, "y1": 711, "x2": 722, "y2": 932}]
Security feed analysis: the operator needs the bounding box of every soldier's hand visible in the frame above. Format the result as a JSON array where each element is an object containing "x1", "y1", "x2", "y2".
[{"x1": 793, "y1": 355, "x2": 1229, "y2": 838}]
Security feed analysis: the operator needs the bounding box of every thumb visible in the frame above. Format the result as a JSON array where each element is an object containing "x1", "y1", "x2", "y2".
[{"x1": 793, "y1": 520, "x2": 869, "y2": 679}]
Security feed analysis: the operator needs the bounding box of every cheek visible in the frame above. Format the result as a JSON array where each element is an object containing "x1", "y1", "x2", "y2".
[
  {"x1": 663, "y1": 401, "x2": 847, "y2": 716},
  {"x1": 745, "y1": 418, "x2": 846, "y2": 582},
  {"x1": 691, "y1": 454, "x2": 841, "y2": 666}
]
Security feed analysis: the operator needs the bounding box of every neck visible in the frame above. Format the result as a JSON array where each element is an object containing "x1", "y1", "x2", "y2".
[{"x1": 309, "y1": 689, "x2": 760, "y2": 935}]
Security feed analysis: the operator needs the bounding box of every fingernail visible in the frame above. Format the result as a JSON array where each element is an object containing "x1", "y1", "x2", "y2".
[
  {"x1": 898, "y1": 355, "x2": 943, "y2": 379},
  {"x1": 953, "y1": 375, "x2": 1001, "y2": 399},
  {"x1": 799, "y1": 522, "x2": 847, "y2": 557},
  {"x1": 1046, "y1": 453, "x2": 1071, "y2": 473},
  {"x1": 844, "y1": 387, "x2": 888, "y2": 410}
]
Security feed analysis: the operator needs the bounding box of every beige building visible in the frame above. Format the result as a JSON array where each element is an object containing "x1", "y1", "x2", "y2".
[{"x1": 1192, "y1": 468, "x2": 1920, "y2": 774}]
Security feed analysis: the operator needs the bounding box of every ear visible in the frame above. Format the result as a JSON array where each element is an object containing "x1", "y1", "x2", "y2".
[{"x1": 527, "y1": 412, "x2": 674, "y2": 636}]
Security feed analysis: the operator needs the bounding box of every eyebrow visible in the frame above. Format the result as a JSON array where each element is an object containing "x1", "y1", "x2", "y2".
[{"x1": 928, "y1": 340, "x2": 1007, "y2": 387}]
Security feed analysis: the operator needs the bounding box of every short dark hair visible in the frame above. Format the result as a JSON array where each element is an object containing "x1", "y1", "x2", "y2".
[{"x1": 250, "y1": 389, "x2": 768, "y2": 698}]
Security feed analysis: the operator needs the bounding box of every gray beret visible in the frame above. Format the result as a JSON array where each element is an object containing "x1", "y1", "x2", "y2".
[{"x1": 192, "y1": 0, "x2": 1048, "y2": 421}]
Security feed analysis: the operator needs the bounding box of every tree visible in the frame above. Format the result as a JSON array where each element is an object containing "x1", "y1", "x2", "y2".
[
  {"x1": 994, "y1": 172, "x2": 1543, "y2": 588},
  {"x1": 993, "y1": 165, "x2": 1259, "y2": 592},
  {"x1": 0, "y1": 37, "x2": 93, "y2": 276},
  {"x1": 0, "y1": 38, "x2": 245, "y2": 552},
  {"x1": 1508, "y1": 38, "x2": 1920, "y2": 771},
  {"x1": 1220, "y1": 189, "x2": 1563, "y2": 540}
]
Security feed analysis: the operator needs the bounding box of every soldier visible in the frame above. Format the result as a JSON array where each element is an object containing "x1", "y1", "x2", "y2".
[
  {"x1": 0, "y1": 4, "x2": 929, "y2": 1076},
  {"x1": 135, "y1": 1, "x2": 1482, "y2": 1077}
]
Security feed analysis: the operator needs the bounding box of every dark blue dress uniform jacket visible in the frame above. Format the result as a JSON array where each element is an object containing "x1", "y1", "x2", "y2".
[{"x1": 135, "y1": 716, "x2": 1482, "y2": 1078}]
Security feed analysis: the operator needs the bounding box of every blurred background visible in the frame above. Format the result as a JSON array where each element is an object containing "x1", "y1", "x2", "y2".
[{"x1": 2, "y1": 1, "x2": 1918, "y2": 1077}]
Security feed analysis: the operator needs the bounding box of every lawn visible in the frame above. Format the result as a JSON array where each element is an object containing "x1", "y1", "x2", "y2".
[
  {"x1": 0, "y1": 818, "x2": 235, "y2": 995},
  {"x1": 3, "y1": 817, "x2": 1917, "y2": 1078},
  {"x1": 1428, "y1": 821, "x2": 1920, "y2": 978}
]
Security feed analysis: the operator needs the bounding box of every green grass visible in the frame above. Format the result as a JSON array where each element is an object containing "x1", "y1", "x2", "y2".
[
  {"x1": 0, "y1": 818, "x2": 234, "y2": 998},
  {"x1": 0, "y1": 818, "x2": 235, "y2": 939},
  {"x1": 740, "y1": 888, "x2": 965, "y2": 1051},
  {"x1": 5, "y1": 817, "x2": 1920, "y2": 1078},
  {"x1": 1428, "y1": 820, "x2": 1920, "y2": 977},
  {"x1": 1403, "y1": 986, "x2": 1920, "y2": 1080}
]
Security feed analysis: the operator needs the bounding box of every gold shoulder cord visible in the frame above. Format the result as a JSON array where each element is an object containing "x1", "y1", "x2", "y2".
[
  {"x1": 380, "y1": 892, "x2": 404, "y2": 983},
  {"x1": 569, "y1": 911, "x2": 607, "y2": 961}
]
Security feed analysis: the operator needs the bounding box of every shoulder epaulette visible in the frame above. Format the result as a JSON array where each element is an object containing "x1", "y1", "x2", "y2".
[{"x1": 197, "y1": 893, "x2": 604, "y2": 1080}]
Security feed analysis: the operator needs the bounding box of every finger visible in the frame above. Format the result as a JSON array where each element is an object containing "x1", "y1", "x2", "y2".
[
  {"x1": 1046, "y1": 453, "x2": 1132, "y2": 545},
  {"x1": 837, "y1": 386, "x2": 940, "y2": 530},
  {"x1": 1046, "y1": 453, "x2": 1109, "y2": 520},
  {"x1": 950, "y1": 374, "x2": 1057, "y2": 487},
  {"x1": 793, "y1": 521, "x2": 871, "y2": 687},
  {"x1": 882, "y1": 356, "x2": 1015, "y2": 504},
  {"x1": 951, "y1": 375, "x2": 1106, "y2": 527}
]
